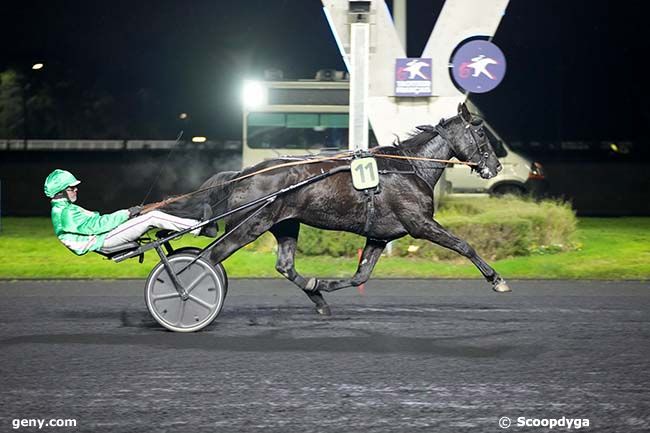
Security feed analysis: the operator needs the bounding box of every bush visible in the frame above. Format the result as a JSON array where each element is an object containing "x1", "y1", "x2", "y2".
[
  {"x1": 391, "y1": 216, "x2": 533, "y2": 260},
  {"x1": 394, "y1": 196, "x2": 577, "y2": 260},
  {"x1": 246, "y1": 196, "x2": 578, "y2": 260},
  {"x1": 296, "y1": 226, "x2": 365, "y2": 257}
]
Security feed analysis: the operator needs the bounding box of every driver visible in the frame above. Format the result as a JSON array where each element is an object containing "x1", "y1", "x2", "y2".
[{"x1": 44, "y1": 169, "x2": 214, "y2": 255}]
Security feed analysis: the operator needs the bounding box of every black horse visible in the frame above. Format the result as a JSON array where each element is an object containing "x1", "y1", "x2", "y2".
[{"x1": 164, "y1": 103, "x2": 511, "y2": 315}]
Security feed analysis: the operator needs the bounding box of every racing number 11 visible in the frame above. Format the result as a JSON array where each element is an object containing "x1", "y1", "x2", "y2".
[
  {"x1": 350, "y1": 157, "x2": 379, "y2": 190},
  {"x1": 354, "y1": 161, "x2": 376, "y2": 184}
]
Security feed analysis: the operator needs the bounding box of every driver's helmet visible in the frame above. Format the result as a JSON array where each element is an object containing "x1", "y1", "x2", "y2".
[{"x1": 44, "y1": 169, "x2": 81, "y2": 198}]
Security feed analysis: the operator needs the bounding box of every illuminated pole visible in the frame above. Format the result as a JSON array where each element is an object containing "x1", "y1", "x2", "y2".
[{"x1": 348, "y1": 2, "x2": 370, "y2": 151}]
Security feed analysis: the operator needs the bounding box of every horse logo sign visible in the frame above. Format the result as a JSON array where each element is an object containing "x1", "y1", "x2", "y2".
[
  {"x1": 395, "y1": 58, "x2": 432, "y2": 96},
  {"x1": 451, "y1": 40, "x2": 506, "y2": 93}
]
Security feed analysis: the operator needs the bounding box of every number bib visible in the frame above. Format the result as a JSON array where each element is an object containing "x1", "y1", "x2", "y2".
[{"x1": 350, "y1": 157, "x2": 379, "y2": 190}]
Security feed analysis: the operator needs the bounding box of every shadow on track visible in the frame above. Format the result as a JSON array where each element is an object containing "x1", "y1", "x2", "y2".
[{"x1": 0, "y1": 329, "x2": 543, "y2": 360}]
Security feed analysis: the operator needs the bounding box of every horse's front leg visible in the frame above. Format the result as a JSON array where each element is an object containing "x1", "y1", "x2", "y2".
[
  {"x1": 307, "y1": 238, "x2": 387, "y2": 293},
  {"x1": 408, "y1": 219, "x2": 511, "y2": 292}
]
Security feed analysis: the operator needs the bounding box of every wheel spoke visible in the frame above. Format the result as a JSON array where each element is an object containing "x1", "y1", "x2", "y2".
[
  {"x1": 185, "y1": 271, "x2": 210, "y2": 295},
  {"x1": 174, "y1": 300, "x2": 187, "y2": 326},
  {"x1": 188, "y1": 294, "x2": 216, "y2": 310},
  {"x1": 152, "y1": 292, "x2": 180, "y2": 301}
]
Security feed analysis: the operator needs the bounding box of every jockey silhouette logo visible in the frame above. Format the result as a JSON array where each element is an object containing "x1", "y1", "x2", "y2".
[{"x1": 452, "y1": 40, "x2": 506, "y2": 94}]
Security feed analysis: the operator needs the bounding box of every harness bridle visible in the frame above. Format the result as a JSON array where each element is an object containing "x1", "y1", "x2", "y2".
[{"x1": 435, "y1": 117, "x2": 491, "y2": 174}]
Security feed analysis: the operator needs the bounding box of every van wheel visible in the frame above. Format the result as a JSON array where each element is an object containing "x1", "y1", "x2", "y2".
[{"x1": 492, "y1": 184, "x2": 526, "y2": 196}]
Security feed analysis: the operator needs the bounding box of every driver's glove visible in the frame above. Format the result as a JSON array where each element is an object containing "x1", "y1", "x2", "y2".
[{"x1": 128, "y1": 206, "x2": 143, "y2": 218}]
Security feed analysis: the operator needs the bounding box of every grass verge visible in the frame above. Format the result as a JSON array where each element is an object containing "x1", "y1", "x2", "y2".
[{"x1": 0, "y1": 217, "x2": 648, "y2": 279}]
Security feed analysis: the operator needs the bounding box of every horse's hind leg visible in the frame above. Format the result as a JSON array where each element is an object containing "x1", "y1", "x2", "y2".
[
  {"x1": 408, "y1": 219, "x2": 511, "y2": 292},
  {"x1": 270, "y1": 220, "x2": 331, "y2": 315},
  {"x1": 308, "y1": 238, "x2": 387, "y2": 293},
  {"x1": 207, "y1": 210, "x2": 277, "y2": 265}
]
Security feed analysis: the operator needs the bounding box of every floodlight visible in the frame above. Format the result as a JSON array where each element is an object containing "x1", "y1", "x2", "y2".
[
  {"x1": 242, "y1": 80, "x2": 267, "y2": 109},
  {"x1": 32, "y1": 63, "x2": 44, "y2": 70},
  {"x1": 192, "y1": 136, "x2": 207, "y2": 143}
]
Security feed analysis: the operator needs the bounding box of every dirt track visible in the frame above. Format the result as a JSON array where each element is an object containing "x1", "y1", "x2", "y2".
[{"x1": 1, "y1": 279, "x2": 648, "y2": 432}]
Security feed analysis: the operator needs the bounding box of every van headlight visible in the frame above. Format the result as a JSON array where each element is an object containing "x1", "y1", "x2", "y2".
[{"x1": 528, "y1": 162, "x2": 545, "y2": 179}]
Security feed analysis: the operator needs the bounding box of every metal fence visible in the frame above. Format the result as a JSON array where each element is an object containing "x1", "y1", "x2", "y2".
[{"x1": 0, "y1": 139, "x2": 241, "y2": 151}]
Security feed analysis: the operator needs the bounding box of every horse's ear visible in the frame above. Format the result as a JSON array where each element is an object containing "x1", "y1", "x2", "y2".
[{"x1": 458, "y1": 103, "x2": 471, "y2": 122}]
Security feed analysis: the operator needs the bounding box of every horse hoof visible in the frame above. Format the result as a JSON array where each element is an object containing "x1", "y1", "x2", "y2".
[
  {"x1": 316, "y1": 305, "x2": 332, "y2": 316},
  {"x1": 493, "y1": 281, "x2": 512, "y2": 293}
]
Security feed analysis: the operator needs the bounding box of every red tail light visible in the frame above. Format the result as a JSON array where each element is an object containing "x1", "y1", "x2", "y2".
[{"x1": 528, "y1": 162, "x2": 545, "y2": 180}]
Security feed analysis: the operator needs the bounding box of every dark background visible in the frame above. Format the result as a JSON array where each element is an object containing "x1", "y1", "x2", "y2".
[
  {"x1": 1, "y1": 1, "x2": 649, "y2": 216},
  {"x1": 2, "y1": 0, "x2": 648, "y2": 143}
]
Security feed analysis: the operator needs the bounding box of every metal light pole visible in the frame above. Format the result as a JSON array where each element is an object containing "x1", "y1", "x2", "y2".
[
  {"x1": 348, "y1": 1, "x2": 371, "y2": 152},
  {"x1": 22, "y1": 83, "x2": 29, "y2": 148}
]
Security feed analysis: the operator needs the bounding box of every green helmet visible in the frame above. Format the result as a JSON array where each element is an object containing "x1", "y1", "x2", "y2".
[{"x1": 44, "y1": 169, "x2": 81, "y2": 198}]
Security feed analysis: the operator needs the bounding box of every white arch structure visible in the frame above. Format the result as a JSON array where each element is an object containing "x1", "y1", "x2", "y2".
[{"x1": 321, "y1": 0, "x2": 510, "y2": 148}]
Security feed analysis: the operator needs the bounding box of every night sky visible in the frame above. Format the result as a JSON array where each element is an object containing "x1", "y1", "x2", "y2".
[{"x1": 2, "y1": 0, "x2": 647, "y2": 143}]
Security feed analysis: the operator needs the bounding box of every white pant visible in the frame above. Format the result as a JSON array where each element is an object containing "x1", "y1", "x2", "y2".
[{"x1": 100, "y1": 210, "x2": 200, "y2": 251}]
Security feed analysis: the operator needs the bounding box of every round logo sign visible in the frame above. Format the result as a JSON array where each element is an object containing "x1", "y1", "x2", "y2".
[{"x1": 451, "y1": 40, "x2": 506, "y2": 93}]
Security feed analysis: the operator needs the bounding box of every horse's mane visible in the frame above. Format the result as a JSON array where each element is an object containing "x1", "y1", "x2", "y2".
[
  {"x1": 395, "y1": 126, "x2": 439, "y2": 149},
  {"x1": 394, "y1": 115, "x2": 459, "y2": 149}
]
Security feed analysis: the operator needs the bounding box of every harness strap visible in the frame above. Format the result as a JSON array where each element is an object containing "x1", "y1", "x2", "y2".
[
  {"x1": 362, "y1": 182, "x2": 381, "y2": 234},
  {"x1": 363, "y1": 189, "x2": 375, "y2": 233},
  {"x1": 433, "y1": 124, "x2": 453, "y2": 142}
]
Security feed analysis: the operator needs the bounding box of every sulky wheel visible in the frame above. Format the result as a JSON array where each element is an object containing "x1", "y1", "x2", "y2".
[
  {"x1": 145, "y1": 253, "x2": 226, "y2": 332},
  {"x1": 171, "y1": 247, "x2": 228, "y2": 293}
]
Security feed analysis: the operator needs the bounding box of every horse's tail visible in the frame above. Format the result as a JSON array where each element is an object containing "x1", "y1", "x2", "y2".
[{"x1": 161, "y1": 170, "x2": 240, "y2": 220}]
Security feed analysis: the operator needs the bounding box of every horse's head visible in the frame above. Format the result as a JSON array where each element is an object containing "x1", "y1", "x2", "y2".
[{"x1": 440, "y1": 103, "x2": 502, "y2": 179}]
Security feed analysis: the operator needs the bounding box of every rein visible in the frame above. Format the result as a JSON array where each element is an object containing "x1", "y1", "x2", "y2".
[
  {"x1": 139, "y1": 130, "x2": 184, "y2": 207},
  {"x1": 142, "y1": 152, "x2": 350, "y2": 213},
  {"x1": 141, "y1": 148, "x2": 476, "y2": 214},
  {"x1": 371, "y1": 152, "x2": 477, "y2": 166}
]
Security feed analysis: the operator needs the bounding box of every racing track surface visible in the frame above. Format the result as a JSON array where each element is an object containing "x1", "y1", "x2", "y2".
[{"x1": 0, "y1": 279, "x2": 649, "y2": 432}]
